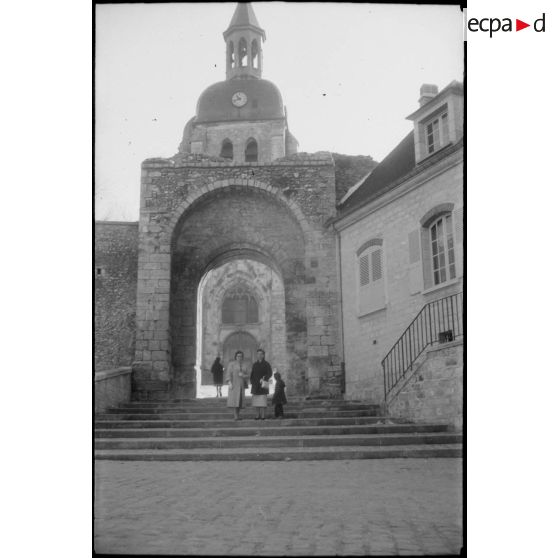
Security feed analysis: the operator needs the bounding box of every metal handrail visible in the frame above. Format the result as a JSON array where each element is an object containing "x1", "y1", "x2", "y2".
[{"x1": 382, "y1": 292, "x2": 463, "y2": 403}]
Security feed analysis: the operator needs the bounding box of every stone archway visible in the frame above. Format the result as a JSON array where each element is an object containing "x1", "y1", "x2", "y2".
[
  {"x1": 169, "y1": 184, "x2": 307, "y2": 397},
  {"x1": 134, "y1": 161, "x2": 343, "y2": 401},
  {"x1": 197, "y1": 256, "x2": 287, "y2": 396}
]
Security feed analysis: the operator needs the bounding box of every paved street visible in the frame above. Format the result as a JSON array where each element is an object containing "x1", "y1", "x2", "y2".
[{"x1": 94, "y1": 458, "x2": 462, "y2": 555}]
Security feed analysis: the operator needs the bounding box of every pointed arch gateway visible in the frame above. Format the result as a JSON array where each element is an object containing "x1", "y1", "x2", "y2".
[
  {"x1": 168, "y1": 182, "x2": 308, "y2": 398},
  {"x1": 196, "y1": 247, "x2": 286, "y2": 395}
]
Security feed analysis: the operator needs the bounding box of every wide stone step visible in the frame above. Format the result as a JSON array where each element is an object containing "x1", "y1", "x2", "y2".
[
  {"x1": 94, "y1": 443, "x2": 462, "y2": 461},
  {"x1": 105, "y1": 403, "x2": 377, "y2": 414},
  {"x1": 95, "y1": 422, "x2": 448, "y2": 439},
  {"x1": 96, "y1": 409, "x2": 379, "y2": 421},
  {"x1": 94, "y1": 416, "x2": 399, "y2": 429},
  {"x1": 119, "y1": 400, "x2": 377, "y2": 409},
  {"x1": 96, "y1": 431, "x2": 461, "y2": 450}
]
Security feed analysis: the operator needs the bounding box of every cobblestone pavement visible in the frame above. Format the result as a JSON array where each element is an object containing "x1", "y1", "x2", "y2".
[{"x1": 94, "y1": 458, "x2": 462, "y2": 556}]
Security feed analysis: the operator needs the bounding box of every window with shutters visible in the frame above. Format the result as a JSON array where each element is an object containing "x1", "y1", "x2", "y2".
[
  {"x1": 359, "y1": 254, "x2": 370, "y2": 286},
  {"x1": 417, "y1": 204, "x2": 462, "y2": 292},
  {"x1": 356, "y1": 239, "x2": 385, "y2": 316},
  {"x1": 430, "y1": 214, "x2": 456, "y2": 285}
]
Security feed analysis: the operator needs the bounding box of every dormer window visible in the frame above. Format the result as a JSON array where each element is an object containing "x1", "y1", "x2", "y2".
[
  {"x1": 425, "y1": 112, "x2": 449, "y2": 154},
  {"x1": 406, "y1": 81, "x2": 463, "y2": 163}
]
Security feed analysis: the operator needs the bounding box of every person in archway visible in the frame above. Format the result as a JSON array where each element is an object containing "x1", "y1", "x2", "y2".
[
  {"x1": 211, "y1": 356, "x2": 224, "y2": 398},
  {"x1": 272, "y1": 371, "x2": 287, "y2": 419},
  {"x1": 226, "y1": 350, "x2": 250, "y2": 420},
  {"x1": 250, "y1": 349, "x2": 273, "y2": 420}
]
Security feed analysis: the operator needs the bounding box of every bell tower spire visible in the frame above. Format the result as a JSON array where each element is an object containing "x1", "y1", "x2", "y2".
[{"x1": 223, "y1": 3, "x2": 266, "y2": 80}]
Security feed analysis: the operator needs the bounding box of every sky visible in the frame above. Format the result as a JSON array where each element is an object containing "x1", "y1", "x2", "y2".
[{"x1": 96, "y1": 2, "x2": 464, "y2": 221}]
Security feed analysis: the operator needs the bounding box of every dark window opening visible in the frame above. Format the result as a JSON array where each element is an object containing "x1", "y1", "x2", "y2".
[
  {"x1": 239, "y1": 38, "x2": 248, "y2": 68},
  {"x1": 228, "y1": 41, "x2": 235, "y2": 69},
  {"x1": 245, "y1": 139, "x2": 258, "y2": 162},
  {"x1": 220, "y1": 139, "x2": 233, "y2": 159},
  {"x1": 251, "y1": 39, "x2": 259, "y2": 69}
]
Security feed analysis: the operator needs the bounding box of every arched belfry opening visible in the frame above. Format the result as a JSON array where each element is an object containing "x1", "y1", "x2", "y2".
[
  {"x1": 227, "y1": 41, "x2": 235, "y2": 70},
  {"x1": 220, "y1": 138, "x2": 233, "y2": 159},
  {"x1": 169, "y1": 184, "x2": 307, "y2": 398},
  {"x1": 251, "y1": 39, "x2": 259, "y2": 70},
  {"x1": 238, "y1": 37, "x2": 248, "y2": 68},
  {"x1": 245, "y1": 138, "x2": 258, "y2": 162}
]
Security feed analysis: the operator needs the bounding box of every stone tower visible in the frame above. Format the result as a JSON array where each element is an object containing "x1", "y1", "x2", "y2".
[
  {"x1": 132, "y1": 2, "x2": 343, "y2": 400},
  {"x1": 178, "y1": 2, "x2": 298, "y2": 163}
]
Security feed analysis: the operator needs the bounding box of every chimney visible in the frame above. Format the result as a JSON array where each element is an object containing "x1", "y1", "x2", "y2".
[{"x1": 418, "y1": 84, "x2": 439, "y2": 106}]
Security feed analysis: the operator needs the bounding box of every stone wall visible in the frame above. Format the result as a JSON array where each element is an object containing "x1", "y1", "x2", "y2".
[
  {"x1": 134, "y1": 151, "x2": 342, "y2": 398},
  {"x1": 186, "y1": 120, "x2": 287, "y2": 163},
  {"x1": 337, "y1": 150, "x2": 463, "y2": 404},
  {"x1": 331, "y1": 153, "x2": 378, "y2": 203},
  {"x1": 95, "y1": 222, "x2": 138, "y2": 371},
  {"x1": 387, "y1": 341, "x2": 463, "y2": 430},
  {"x1": 95, "y1": 367, "x2": 132, "y2": 412}
]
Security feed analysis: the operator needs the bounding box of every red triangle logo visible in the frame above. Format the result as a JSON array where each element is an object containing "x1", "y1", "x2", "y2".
[{"x1": 516, "y1": 19, "x2": 530, "y2": 31}]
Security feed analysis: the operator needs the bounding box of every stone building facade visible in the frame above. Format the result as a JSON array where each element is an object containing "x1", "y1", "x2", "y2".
[
  {"x1": 95, "y1": 4, "x2": 462, "y2": 420},
  {"x1": 94, "y1": 4, "x2": 374, "y2": 399},
  {"x1": 333, "y1": 82, "x2": 464, "y2": 412},
  {"x1": 134, "y1": 152, "x2": 342, "y2": 398}
]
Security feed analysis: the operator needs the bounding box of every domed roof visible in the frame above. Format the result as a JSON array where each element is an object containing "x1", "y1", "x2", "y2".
[{"x1": 195, "y1": 79, "x2": 284, "y2": 123}]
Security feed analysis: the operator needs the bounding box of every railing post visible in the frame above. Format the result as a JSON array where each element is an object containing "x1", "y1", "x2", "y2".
[
  {"x1": 383, "y1": 361, "x2": 387, "y2": 404},
  {"x1": 428, "y1": 302, "x2": 433, "y2": 346}
]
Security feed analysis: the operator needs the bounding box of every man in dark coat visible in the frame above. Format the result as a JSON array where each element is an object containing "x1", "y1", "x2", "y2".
[{"x1": 250, "y1": 349, "x2": 273, "y2": 420}]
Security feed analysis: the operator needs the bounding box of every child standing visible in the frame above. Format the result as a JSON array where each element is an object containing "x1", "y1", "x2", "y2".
[{"x1": 271, "y1": 372, "x2": 287, "y2": 418}]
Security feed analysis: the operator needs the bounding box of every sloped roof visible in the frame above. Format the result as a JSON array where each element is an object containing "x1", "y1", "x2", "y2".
[
  {"x1": 225, "y1": 3, "x2": 265, "y2": 37},
  {"x1": 339, "y1": 131, "x2": 416, "y2": 212},
  {"x1": 338, "y1": 133, "x2": 463, "y2": 215}
]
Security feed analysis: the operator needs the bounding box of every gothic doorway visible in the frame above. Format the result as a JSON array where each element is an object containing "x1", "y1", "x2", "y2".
[{"x1": 166, "y1": 183, "x2": 313, "y2": 398}]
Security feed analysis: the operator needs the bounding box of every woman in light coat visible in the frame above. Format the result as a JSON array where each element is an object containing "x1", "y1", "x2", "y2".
[{"x1": 226, "y1": 350, "x2": 250, "y2": 420}]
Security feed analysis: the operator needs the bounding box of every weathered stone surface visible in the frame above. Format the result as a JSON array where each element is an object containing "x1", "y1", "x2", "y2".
[
  {"x1": 331, "y1": 153, "x2": 378, "y2": 203},
  {"x1": 129, "y1": 161, "x2": 343, "y2": 398},
  {"x1": 388, "y1": 342, "x2": 463, "y2": 430},
  {"x1": 95, "y1": 222, "x2": 138, "y2": 371},
  {"x1": 94, "y1": 368, "x2": 132, "y2": 412}
]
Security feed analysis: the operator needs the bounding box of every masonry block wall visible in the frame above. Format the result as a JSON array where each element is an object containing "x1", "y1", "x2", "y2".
[
  {"x1": 185, "y1": 120, "x2": 287, "y2": 163},
  {"x1": 388, "y1": 341, "x2": 463, "y2": 430},
  {"x1": 338, "y1": 151, "x2": 463, "y2": 404},
  {"x1": 95, "y1": 222, "x2": 139, "y2": 371},
  {"x1": 135, "y1": 151, "x2": 342, "y2": 398}
]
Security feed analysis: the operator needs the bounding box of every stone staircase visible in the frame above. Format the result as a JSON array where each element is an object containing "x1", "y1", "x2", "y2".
[{"x1": 94, "y1": 397, "x2": 462, "y2": 461}]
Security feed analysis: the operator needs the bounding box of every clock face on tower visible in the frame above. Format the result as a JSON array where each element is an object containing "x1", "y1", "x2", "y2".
[{"x1": 231, "y1": 91, "x2": 248, "y2": 107}]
